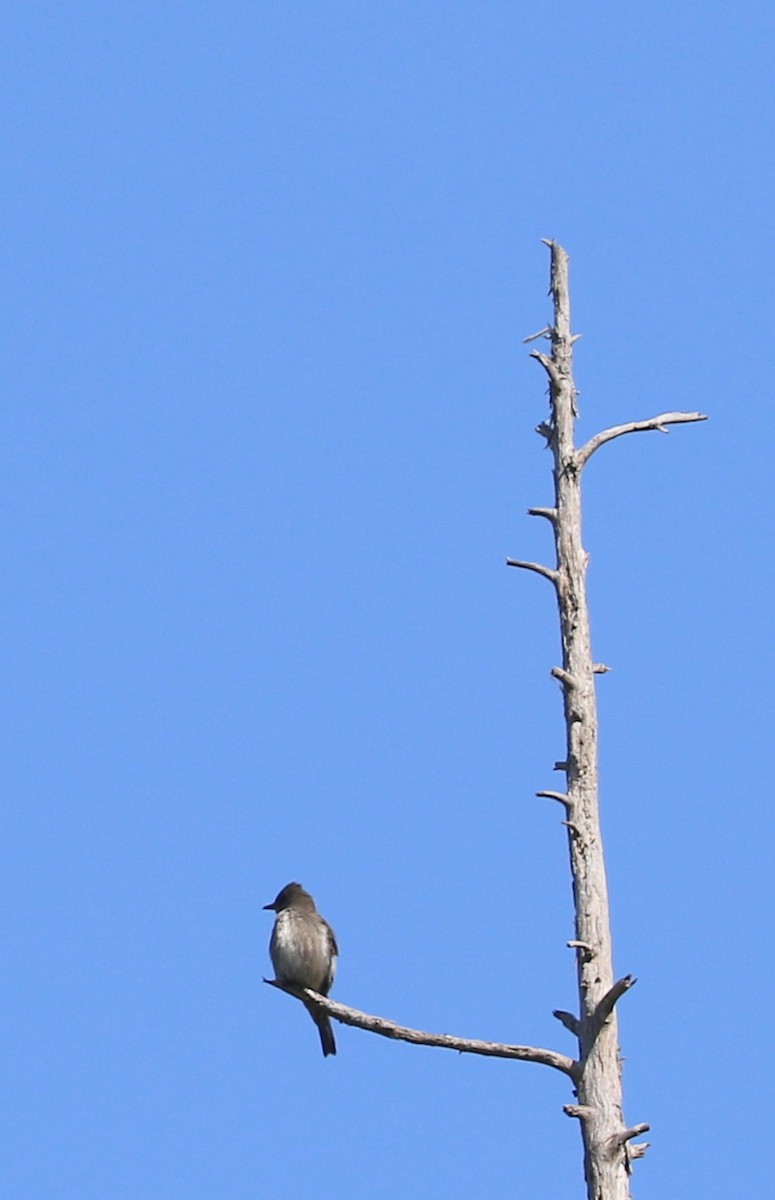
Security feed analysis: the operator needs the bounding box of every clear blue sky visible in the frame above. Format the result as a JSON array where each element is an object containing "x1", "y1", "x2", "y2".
[{"x1": 4, "y1": 3, "x2": 773, "y2": 1197}]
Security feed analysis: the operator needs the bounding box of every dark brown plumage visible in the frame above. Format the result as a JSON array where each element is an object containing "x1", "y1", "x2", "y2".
[{"x1": 264, "y1": 882, "x2": 338, "y2": 1057}]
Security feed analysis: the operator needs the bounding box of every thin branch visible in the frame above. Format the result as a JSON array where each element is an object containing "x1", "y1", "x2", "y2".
[
  {"x1": 505, "y1": 559, "x2": 559, "y2": 585},
  {"x1": 551, "y1": 666, "x2": 576, "y2": 688},
  {"x1": 607, "y1": 1125, "x2": 652, "y2": 1174},
  {"x1": 576, "y1": 412, "x2": 708, "y2": 467},
  {"x1": 594, "y1": 975, "x2": 637, "y2": 1028},
  {"x1": 592, "y1": 662, "x2": 611, "y2": 675},
  {"x1": 523, "y1": 325, "x2": 551, "y2": 343},
  {"x1": 622, "y1": 1124, "x2": 650, "y2": 1144},
  {"x1": 553, "y1": 1009, "x2": 580, "y2": 1036},
  {"x1": 530, "y1": 349, "x2": 561, "y2": 385},
  {"x1": 536, "y1": 789, "x2": 572, "y2": 813},
  {"x1": 527, "y1": 506, "x2": 558, "y2": 523},
  {"x1": 567, "y1": 941, "x2": 594, "y2": 956},
  {"x1": 608, "y1": 1124, "x2": 651, "y2": 1150},
  {"x1": 264, "y1": 980, "x2": 579, "y2": 1078}
]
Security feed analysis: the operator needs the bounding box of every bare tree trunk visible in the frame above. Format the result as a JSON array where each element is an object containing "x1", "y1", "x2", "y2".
[
  {"x1": 544, "y1": 244, "x2": 632, "y2": 1200},
  {"x1": 511, "y1": 241, "x2": 705, "y2": 1198}
]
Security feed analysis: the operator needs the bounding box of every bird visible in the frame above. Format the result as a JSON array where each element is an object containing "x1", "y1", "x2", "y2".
[{"x1": 263, "y1": 882, "x2": 338, "y2": 1057}]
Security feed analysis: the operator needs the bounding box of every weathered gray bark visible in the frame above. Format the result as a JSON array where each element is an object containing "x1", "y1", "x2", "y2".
[
  {"x1": 510, "y1": 241, "x2": 705, "y2": 1198},
  {"x1": 266, "y1": 239, "x2": 705, "y2": 1199}
]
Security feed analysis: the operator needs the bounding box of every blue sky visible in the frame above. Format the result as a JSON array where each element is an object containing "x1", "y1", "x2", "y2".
[{"x1": 3, "y1": 3, "x2": 773, "y2": 1196}]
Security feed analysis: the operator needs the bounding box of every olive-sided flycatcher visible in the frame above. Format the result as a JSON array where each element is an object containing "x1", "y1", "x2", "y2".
[{"x1": 264, "y1": 882, "x2": 338, "y2": 1057}]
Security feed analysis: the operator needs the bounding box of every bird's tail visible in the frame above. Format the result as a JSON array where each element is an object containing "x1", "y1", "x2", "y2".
[{"x1": 310, "y1": 1007, "x2": 337, "y2": 1057}]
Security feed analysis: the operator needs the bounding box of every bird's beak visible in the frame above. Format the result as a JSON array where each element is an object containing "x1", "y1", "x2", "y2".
[{"x1": 263, "y1": 902, "x2": 275, "y2": 910}]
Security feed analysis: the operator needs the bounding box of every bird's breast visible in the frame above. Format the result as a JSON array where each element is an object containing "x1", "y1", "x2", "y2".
[{"x1": 270, "y1": 911, "x2": 336, "y2": 993}]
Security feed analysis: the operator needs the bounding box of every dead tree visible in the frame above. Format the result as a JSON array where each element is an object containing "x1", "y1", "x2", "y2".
[
  {"x1": 510, "y1": 240, "x2": 705, "y2": 1196},
  {"x1": 265, "y1": 241, "x2": 706, "y2": 1200}
]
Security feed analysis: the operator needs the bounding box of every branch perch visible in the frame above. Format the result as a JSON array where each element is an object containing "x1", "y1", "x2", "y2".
[{"x1": 264, "y1": 979, "x2": 579, "y2": 1079}]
